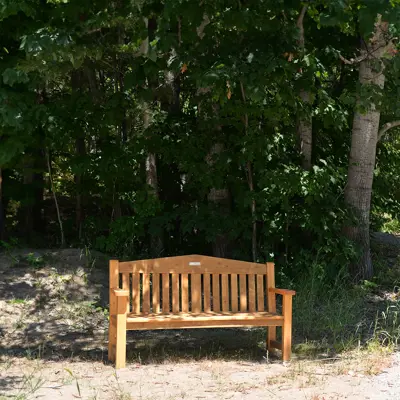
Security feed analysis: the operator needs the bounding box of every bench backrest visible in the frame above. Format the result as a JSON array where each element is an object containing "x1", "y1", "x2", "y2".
[{"x1": 110, "y1": 255, "x2": 275, "y2": 314}]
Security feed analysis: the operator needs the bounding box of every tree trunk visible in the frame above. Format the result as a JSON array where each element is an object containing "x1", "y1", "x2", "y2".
[
  {"x1": 21, "y1": 148, "x2": 45, "y2": 243},
  {"x1": 297, "y1": 89, "x2": 313, "y2": 170},
  {"x1": 140, "y1": 17, "x2": 163, "y2": 256},
  {"x1": 207, "y1": 143, "x2": 231, "y2": 258},
  {"x1": 75, "y1": 137, "x2": 86, "y2": 239},
  {"x1": 344, "y1": 19, "x2": 388, "y2": 281},
  {"x1": 239, "y1": 81, "x2": 257, "y2": 261},
  {"x1": 296, "y1": 6, "x2": 312, "y2": 171},
  {"x1": 0, "y1": 167, "x2": 4, "y2": 240},
  {"x1": 71, "y1": 70, "x2": 87, "y2": 239}
]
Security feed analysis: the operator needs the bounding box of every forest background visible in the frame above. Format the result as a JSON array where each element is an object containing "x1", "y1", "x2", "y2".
[{"x1": 1, "y1": 0, "x2": 400, "y2": 292}]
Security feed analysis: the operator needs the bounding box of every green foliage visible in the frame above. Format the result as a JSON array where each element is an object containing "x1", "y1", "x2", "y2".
[
  {"x1": 25, "y1": 253, "x2": 45, "y2": 268},
  {"x1": 294, "y1": 259, "x2": 365, "y2": 349},
  {"x1": 0, "y1": 0, "x2": 399, "y2": 286}
]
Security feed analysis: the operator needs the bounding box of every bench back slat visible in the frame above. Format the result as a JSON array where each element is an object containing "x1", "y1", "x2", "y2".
[
  {"x1": 248, "y1": 274, "x2": 256, "y2": 312},
  {"x1": 203, "y1": 273, "x2": 211, "y2": 313},
  {"x1": 191, "y1": 274, "x2": 202, "y2": 313},
  {"x1": 152, "y1": 273, "x2": 160, "y2": 313},
  {"x1": 181, "y1": 273, "x2": 189, "y2": 312},
  {"x1": 212, "y1": 274, "x2": 220, "y2": 312},
  {"x1": 142, "y1": 273, "x2": 151, "y2": 314},
  {"x1": 221, "y1": 275, "x2": 229, "y2": 312},
  {"x1": 111, "y1": 256, "x2": 275, "y2": 316},
  {"x1": 257, "y1": 274, "x2": 265, "y2": 311},
  {"x1": 162, "y1": 273, "x2": 170, "y2": 313},
  {"x1": 231, "y1": 274, "x2": 238, "y2": 312},
  {"x1": 239, "y1": 274, "x2": 247, "y2": 312},
  {"x1": 132, "y1": 273, "x2": 140, "y2": 314},
  {"x1": 172, "y1": 274, "x2": 180, "y2": 313}
]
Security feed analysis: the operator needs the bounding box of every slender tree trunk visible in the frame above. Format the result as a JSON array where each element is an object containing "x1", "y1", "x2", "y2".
[
  {"x1": 240, "y1": 81, "x2": 257, "y2": 262},
  {"x1": 21, "y1": 150, "x2": 44, "y2": 242},
  {"x1": 71, "y1": 70, "x2": 87, "y2": 239},
  {"x1": 0, "y1": 167, "x2": 4, "y2": 240},
  {"x1": 75, "y1": 137, "x2": 86, "y2": 239},
  {"x1": 297, "y1": 89, "x2": 312, "y2": 170},
  {"x1": 296, "y1": 5, "x2": 312, "y2": 171},
  {"x1": 344, "y1": 18, "x2": 388, "y2": 281},
  {"x1": 207, "y1": 143, "x2": 231, "y2": 258},
  {"x1": 46, "y1": 150, "x2": 65, "y2": 247},
  {"x1": 141, "y1": 17, "x2": 163, "y2": 256}
]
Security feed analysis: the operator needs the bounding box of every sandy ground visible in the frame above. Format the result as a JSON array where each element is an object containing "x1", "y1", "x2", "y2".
[
  {"x1": 1, "y1": 352, "x2": 400, "y2": 399},
  {"x1": 1, "y1": 248, "x2": 400, "y2": 399}
]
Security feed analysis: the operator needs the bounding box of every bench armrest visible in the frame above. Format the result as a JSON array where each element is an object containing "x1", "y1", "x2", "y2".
[
  {"x1": 112, "y1": 288, "x2": 129, "y2": 297},
  {"x1": 269, "y1": 288, "x2": 296, "y2": 296}
]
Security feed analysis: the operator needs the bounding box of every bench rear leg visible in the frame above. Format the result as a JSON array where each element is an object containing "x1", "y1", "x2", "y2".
[
  {"x1": 108, "y1": 315, "x2": 117, "y2": 362},
  {"x1": 267, "y1": 326, "x2": 276, "y2": 353},
  {"x1": 108, "y1": 290, "x2": 117, "y2": 362}
]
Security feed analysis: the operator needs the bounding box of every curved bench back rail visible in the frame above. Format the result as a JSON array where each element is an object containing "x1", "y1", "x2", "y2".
[{"x1": 110, "y1": 255, "x2": 275, "y2": 315}]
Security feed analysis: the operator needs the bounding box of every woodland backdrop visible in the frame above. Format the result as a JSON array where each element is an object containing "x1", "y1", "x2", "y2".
[{"x1": 1, "y1": 0, "x2": 400, "y2": 285}]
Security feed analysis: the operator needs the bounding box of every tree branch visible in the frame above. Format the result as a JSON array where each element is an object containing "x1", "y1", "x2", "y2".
[
  {"x1": 339, "y1": 53, "x2": 369, "y2": 65},
  {"x1": 296, "y1": 5, "x2": 308, "y2": 50},
  {"x1": 197, "y1": 14, "x2": 210, "y2": 39},
  {"x1": 378, "y1": 120, "x2": 400, "y2": 141}
]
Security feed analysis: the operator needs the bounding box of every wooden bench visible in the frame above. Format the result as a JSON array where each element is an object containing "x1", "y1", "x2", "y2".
[{"x1": 108, "y1": 255, "x2": 295, "y2": 369}]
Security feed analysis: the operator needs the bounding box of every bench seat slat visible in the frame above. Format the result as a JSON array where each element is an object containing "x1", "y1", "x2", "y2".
[
  {"x1": 126, "y1": 312, "x2": 284, "y2": 330},
  {"x1": 127, "y1": 311, "x2": 283, "y2": 322},
  {"x1": 127, "y1": 312, "x2": 283, "y2": 322}
]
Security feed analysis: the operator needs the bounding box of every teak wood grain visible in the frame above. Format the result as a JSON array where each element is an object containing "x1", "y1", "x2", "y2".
[{"x1": 108, "y1": 255, "x2": 295, "y2": 369}]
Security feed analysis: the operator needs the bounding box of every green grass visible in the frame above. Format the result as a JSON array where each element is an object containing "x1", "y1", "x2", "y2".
[{"x1": 8, "y1": 298, "x2": 27, "y2": 305}]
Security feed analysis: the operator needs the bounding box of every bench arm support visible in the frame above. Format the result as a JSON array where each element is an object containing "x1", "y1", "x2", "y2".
[
  {"x1": 268, "y1": 287, "x2": 295, "y2": 362},
  {"x1": 112, "y1": 288, "x2": 129, "y2": 297},
  {"x1": 268, "y1": 288, "x2": 296, "y2": 296},
  {"x1": 111, "y1": 288, "x2": 129, "y2": 315}
]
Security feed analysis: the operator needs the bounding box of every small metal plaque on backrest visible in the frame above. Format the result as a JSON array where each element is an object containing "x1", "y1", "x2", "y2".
[{"x1": 189, "y1": 262, "x2": 201, "y2": 266}]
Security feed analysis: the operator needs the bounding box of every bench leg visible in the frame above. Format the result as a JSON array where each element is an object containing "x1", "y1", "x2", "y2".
[
  {"x1": 108, "y1": 315, "x2": 117, "y2": 362},
  {"x1": 267, "y1": 326, "x2": 276, "y2": 353},
  {"x1": 115, "y1": 295, "x2": 128, "y2": 369},
  {"x1": 115, "y1": 312, "x2": 127, "y2": 369},
  {"x1": 282, "y1": 295, "x2": 293, "y2": 362}
]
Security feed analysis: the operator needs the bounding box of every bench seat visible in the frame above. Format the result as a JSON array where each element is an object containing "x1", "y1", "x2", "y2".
[{"x1": 126, "y1": 311, "x2": 284, "y2": 329}]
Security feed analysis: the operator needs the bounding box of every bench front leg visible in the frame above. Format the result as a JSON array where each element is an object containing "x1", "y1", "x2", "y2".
[
  {"x1": 114, "y1": 289, "x2": 129, "y2": 369},
  {"x1": 108, "y1": 289, "x2": 117, "y2": 362},
  {"x1": 282, "y1": 293, "x2": 293, "y2": 362}
]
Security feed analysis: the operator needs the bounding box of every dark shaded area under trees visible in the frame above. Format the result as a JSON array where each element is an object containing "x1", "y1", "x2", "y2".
[{"x1": 1, "y1": 0, "x2": 400, "y2": 284}]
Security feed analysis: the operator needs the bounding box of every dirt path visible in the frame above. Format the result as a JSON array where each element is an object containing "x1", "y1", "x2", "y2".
[
  {"x1": 1, "y1": 248, "x2": 400, "y2": 399},
  {"x1": 1, "y1": 352, "x2": 400, "y2": 399}
]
